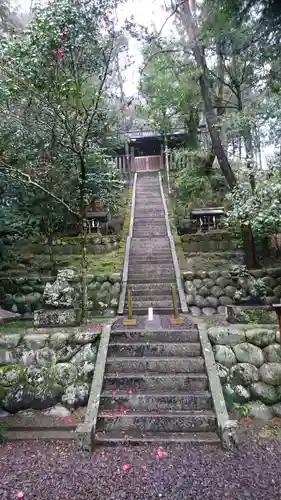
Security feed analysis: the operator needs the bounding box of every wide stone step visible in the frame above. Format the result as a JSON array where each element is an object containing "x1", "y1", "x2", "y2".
[
  {"x1": 108, "y1": 342, "x2": 202, "y2": 357},
  {"x1": 125, "y1": 305, "x2": 174, "y2": 315},
  {"x1": 125, "y1": 299, "x2": 176, "y2": 310},
  {"x1": 129, "y1": 266, "x2": 175, "y2": 274},
  {"x1": 130, "y1": 284, "x2": 174, "y2": 295},
  {"x1": 97, "y1": 410, "x2": 216, "y2": 433},
  {"x1": 133, "y1": 230, "x2": 167, "y2": 237},
  {"x1": 100, "y1": 391, "x2": 212, "y2": 411},
  {"x1": 106, "y1": 356, "x2": 205, "y2": 374},
  {"x1": 94, "y1": 430, "x2": 219, "y2": 445},
  {"x1": 104, "y1": 372, "x2": 208, "y2": 391},
  {"x1": 128, "y1": 276, "x2": 175, "y2": 284},
  {"x1": 129, "y1": 256, "x2": 172, "y2": 264},
  {"x1": 130, "y1": 288, "x2": 173, "y2": 297},
  {"x1": 110, "y1": 329, "x2": 200, "y2": 343}
]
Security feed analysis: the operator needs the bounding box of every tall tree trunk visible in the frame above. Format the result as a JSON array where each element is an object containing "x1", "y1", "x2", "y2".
[
  {"x1": 178, "y1": 0, "x2": 259, "y2": 269},
  {"x1": 79, "y1": 156, "x2": 88, "y2": 323},
  {"x1": 164, "y1": 133, "x2": 171, "y2": 194},
  {"x1": 236, "y1": 86, "x2": 255, "y2": 192}
]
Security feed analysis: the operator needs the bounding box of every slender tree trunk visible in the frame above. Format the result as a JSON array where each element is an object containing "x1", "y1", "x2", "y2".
[
  {"x1": 79, "y1": 156, "x2": 88, "y2": 323},
  {"x1": 178, "y1": 0, "x2": 259, "y2": 268}
]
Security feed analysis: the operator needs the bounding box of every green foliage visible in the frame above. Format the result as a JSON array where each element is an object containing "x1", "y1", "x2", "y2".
[{"x1": 227, "y1": 171, "x2": 281, "y2": 239}]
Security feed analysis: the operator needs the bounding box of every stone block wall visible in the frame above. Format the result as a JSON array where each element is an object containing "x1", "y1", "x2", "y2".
[
  {"x1": 16, "y1": 235, "x2": 121, "y2": 256},
  {"x1": 181, "y1": 231, "x2": 238, "y2": 253},
  {"x1": 208, "y1": 325, "x2": 281, "y2": 420},
  {"x1": 0, "y1": 272, "x2": 121, "y2": 318},
  {"x1": 183, "y1": 267, "x2": 281, "y2": 317},
  {"x1": 0, "y1": 329, "x2": 99, "y2": 413}
]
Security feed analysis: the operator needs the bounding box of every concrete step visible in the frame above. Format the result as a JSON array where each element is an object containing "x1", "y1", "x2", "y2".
[
  {"x1": 104, "y1": 372, "x2": 208, "y2": 391},
  {"x1": 106, "y1": 356, "x2": 205, "y2": 374},
  {"x1": 128, "y1": 276, "x2": 175, "y2": 284},
  {"x1": 97, "y1": 410, "x2": 216, "y2": 433},
  {"x1": 100, "y1": 391, "x2": 212, "y2": 411},
  {"x1": 125, "y1": 299, "x2": 176, "y2": 310},
  {"x1": 110, "y1": 329, "x2": 200, "y2": 343},
  {"x1": 94, "y1": 430, "x2": 219, "y2": 445},
  {"x1": 130, "y1": 284, "x2": 174, "y2": 295},
  {"x1": 108, "y1": 342, "x2": 202, "y2": 358},
  {"x1": 124, "y1": 306, "x2": 174, "y2": 315},
  {"x1": 133, "y1": 231, "x2": 167, "y2": 237},
  {"x1": 129, "y1": 256, "x2": 172, "y2": 263},
  {"x1": 129, "y1": 265, "x2": 174, "y2": 272}
]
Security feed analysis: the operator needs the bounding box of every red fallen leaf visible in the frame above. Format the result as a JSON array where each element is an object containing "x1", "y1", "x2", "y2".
[
  {"x1": 128, "y1": 389, "x2": 133, "y2": 394},
  {"x1": 95, "y1": 433, "x2": 100, "y2": 440},
  {"x1": 57, "y1": 48, "x2": 64, "y2": 57},
  {"x1": 60, "y1": 32, "x2": 67, "y2": 40},
  {"x1": 7, "y1": 57, "x2": 12, "y2": 62},
  {"x1": 119, "y1": 408, "x2": 127, "y2": 414},
  {"x1": 142, "y1": 465, "x2": 147, "y2": 471},
  {"x1": 67, "y1": 418, "x2": 72, "y2": 423},
  {"x1": 156, "y1": 447, "x2": 167, "y2": 457},
  {"x1": 17, "y1": 493, "x2": 24, "y2": 499},
  {"x1": 122, "y1": 463, "x2": 130, "y2": 470},
  {"x1": 112, "y1": 390, "x2": 117, "y2": 396},
  {"x1": 272, "y1": 417, "x2": 281, "y2": 423}
]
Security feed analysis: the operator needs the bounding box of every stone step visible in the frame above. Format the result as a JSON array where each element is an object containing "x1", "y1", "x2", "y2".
[
  {"x1": 124, "y1": 305, "x2": 174, "y2": 315},
  {"x1": 104, "y1": 372, "x2": 208, "y2": 391},
  {"x1": 129, "y1": 257, "x2": 172, "y2": 264},
  {"x1": 97, "y1": 410, "x2": 216, "y2": 433},
  {"x1": 94, "y1": 430, "x2": 219, "y2": 445},
  {"x1": 128, "y1": 276, "x2": 175, "y2": 284},
  {"x1": 125, "y1": 299, "x2": 176, "y2": 310},
  {"x1": 133, "y1": 230, "x2": 167, "y2": 237},
  {"x1": 130, "y1": 284, "x2": 174, "y2": 295},
  {"x1": 100, "y1": 391, "x2": 212, "y2": 411},
  {"x1": 108, "y1": 342, "x2": 202, "y2": 357},
  {"x1": 106, "y1": 356, "x2": 205, "y2": 374},
  {"x1": 130, "y1": 289, "x2": 173, "y2": 298},
  {"x1": 128, "y1": 266, "x2": 175, "y2": 274},
  {"x1": 110, "y1": 329, "x2": 200, "y2": 343}
]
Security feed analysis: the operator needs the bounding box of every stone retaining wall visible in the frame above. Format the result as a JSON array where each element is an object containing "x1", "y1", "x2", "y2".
[
  {"x1": 14, "y1": 235, "x2": 121, "y2": 256},
  {"x1": 208, "y1": 325, "x2": 281, "y2": 420},
  {"x1": 181, "y1": 231, "x2": 238, "y2": 253},
  {"x1": 0, "y1": 329, "x2": 99, "y2": 413},
  {"x1": 0, "y1": 272, "x2": 121, "y2": 317},
  {"x1": 183, "y1": 267, "x2": 281, "y2": 316}
]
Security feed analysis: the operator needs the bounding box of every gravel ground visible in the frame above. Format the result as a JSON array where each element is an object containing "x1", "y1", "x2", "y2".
[{"x1": 1, "y1": 426, "x2": 281, "y2": 500}]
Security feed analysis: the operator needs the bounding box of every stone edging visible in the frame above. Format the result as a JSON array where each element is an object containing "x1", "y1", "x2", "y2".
[
  {"x1": 75, "y1": 322, "x2": 112, "y2": 450},
  {"x1": 117, "y1": 172, "x2": 137, "y2": 315},
  {"x1": 158, "y1": 172, "x2": 188, "y2": 313},
  {"x1": 197, "y1": 324, "x2": 238, "y2": 450}
]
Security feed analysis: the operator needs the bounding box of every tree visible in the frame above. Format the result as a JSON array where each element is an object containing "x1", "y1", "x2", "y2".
[
  {"x1": 168, "y1": 0, "x2": 259, "y2": 268},
  {"x1": 0, "y1": 0, "x2": 126, "y2": 320}
]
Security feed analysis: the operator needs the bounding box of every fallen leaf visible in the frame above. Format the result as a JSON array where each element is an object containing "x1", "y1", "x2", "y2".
[
  {"x1": 112, "y1": 390, "x2": 117, "y2": 396},
  {"x1": 17, "y1": 493, "x2": 24, "y2": 499},
  {"x1": 142, "y1": 465, "x2": 147, "y2": 471},
  {"x1": 122, "y1": 463, "x2": 130, "y2": 470},
  {"x1": 67, "y1": 418, "x2": 72, "y2": 423},
  {"x1": 156, "y1": 447, "x2": 167, "y2": 457}
]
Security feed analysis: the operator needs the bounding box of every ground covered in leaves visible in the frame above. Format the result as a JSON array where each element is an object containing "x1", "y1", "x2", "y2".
[{"x1": 1, "y1": 421, "x2": 281, "y2": 500}]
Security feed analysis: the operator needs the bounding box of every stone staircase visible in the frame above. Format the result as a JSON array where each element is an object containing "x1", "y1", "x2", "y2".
[
  {"x1": 95, "y1": 326, "x2": 219, "y2": 444},
  {"x1": 126, "y1": 172, "x2": 179, "y2": 315},
  {"x1": 94, "y1": 171, "x2": 219, "y2": 446}
]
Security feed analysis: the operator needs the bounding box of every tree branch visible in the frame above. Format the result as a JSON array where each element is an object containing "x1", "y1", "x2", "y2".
[{"x1": 0, "y1": 159, "x2": 79, "y2": 218}]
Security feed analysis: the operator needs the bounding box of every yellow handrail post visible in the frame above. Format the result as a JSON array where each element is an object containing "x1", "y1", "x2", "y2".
[
  {"x1": 123, "y1": 286, "x2": 137, "y2": 326},
  {"x1": 170, "y1": 284, "x2": 184, "y2": 325}
]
